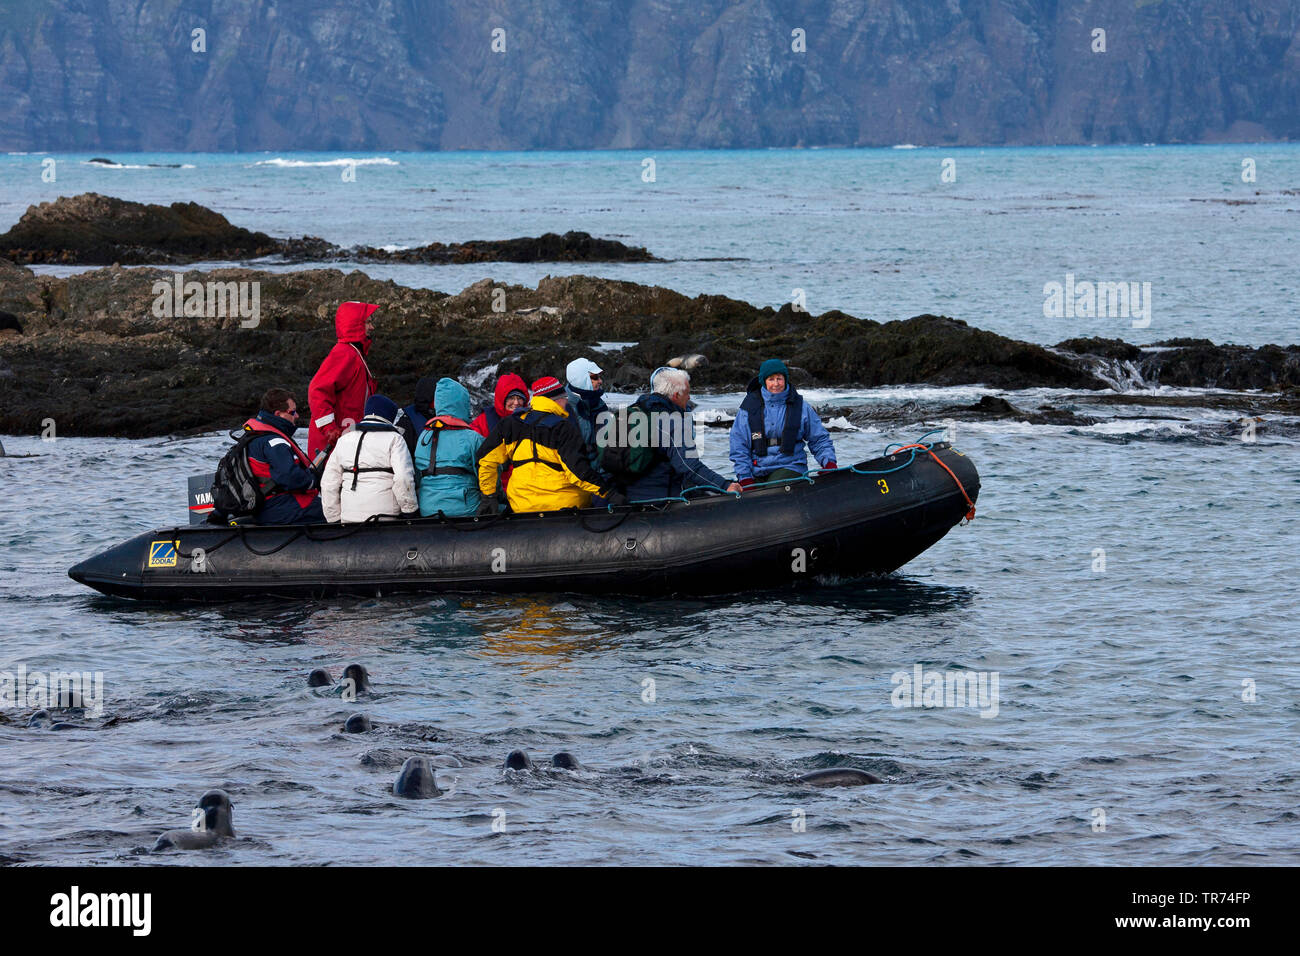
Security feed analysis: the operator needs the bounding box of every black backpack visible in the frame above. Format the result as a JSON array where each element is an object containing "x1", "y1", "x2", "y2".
[
  {"x1": 209, "y1": 427, "x2": 265, "y2": 521},
  {"x1": 597, "y1": 401, "x2": 663, "y2": 484}
]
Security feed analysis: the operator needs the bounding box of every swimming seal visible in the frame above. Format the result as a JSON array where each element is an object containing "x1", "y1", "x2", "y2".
[
  {"x1": 307, "y1": 668, "x2": 333, "y2": 687},
  {"x1": 342, "y1": 663, "x2": 371, "y2": 694},
  {"x1": 343, "y1": 713, "x2": 372, "y2": 733},
  {"x1": 504, "y1": 749, "x2": 533, "y2": 771},
  {"x1": 551, "y1": 752, "x2": 582, "y2": 770},
  {"x1": 797, "y1": 768, "x2": 883, "y2": 787},
  {"x1": 152, "y1": 789, "x2": 235, "y2": 850},
  {"x1": 393, "y1": 756, "x2": 442, "y2": 798}
]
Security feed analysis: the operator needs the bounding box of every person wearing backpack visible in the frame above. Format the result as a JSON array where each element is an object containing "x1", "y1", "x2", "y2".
[
  {"x1": 239, "y1": 388, "x2": 325, "y2": 525},
  {"x1": 320, "y1": 395, "x2": 418, "y2": 523},
  {"x1": 414, "y1": 378, "x2": 483, "y2": 517},
  {"x1": 612, "y1": 368, "x2": 741, "y2": 502},
  {"x1": 728, "y1": 359, "x2": 837, "y2": 487},
  {"x1": 475, "y1": 376, "x2": 623, "y2": 514}
]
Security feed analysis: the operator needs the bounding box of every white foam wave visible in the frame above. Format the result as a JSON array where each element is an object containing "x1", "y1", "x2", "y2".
[
  {"x1": 464, "y1": 363, "x2": 500, "y2": 389},
  {"x1": 82, "y1": 160, "x2": 196, "y2": 169},
  {"x1": 824, "y1": 416, "x2": 862, "y2": 431},
  {"x1": 1084, "y1": 420, "x2": 1194, "y2": 437},
  {"x1": 802, "y1": 385, "x2": 998, "y2": 403},
  {"x1": 250, "y1": 157, "x2": 400, "y2": 168}
]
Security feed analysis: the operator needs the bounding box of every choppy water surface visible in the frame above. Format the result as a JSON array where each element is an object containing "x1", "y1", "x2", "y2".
[{"x1": 2, "y1": 389, "x2": 1297, "y2": 865}]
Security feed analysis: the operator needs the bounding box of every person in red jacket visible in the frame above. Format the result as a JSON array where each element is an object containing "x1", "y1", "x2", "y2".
[
  {"x1": 471, "y1": 373, "x2": 528, "y2": 494},
  {"x1": 307, "y1": 302, "x2": 379, "y2": 460}
]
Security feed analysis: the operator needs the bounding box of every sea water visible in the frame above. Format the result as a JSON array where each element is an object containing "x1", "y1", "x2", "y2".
[{"x1": 1, "y1": 147, "x2": 1298, "y2": 864}]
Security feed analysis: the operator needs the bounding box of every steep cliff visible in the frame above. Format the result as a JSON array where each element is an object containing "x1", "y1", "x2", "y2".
[{"x1": 1, "y1": 0, "x2": 1295, "y2": 150}]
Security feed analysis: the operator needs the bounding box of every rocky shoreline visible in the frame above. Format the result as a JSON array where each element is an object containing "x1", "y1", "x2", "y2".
[
  {"x1": 1, "y1": 259, "x2": 1296, "y2": 439},
  {"x1": 0, "y1": 194, "x2": 657, "y2": 266}
]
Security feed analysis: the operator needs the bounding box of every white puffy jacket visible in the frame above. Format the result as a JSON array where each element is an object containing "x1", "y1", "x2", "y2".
[{"x1": 321, "y1": 424, "x2": 418, "y2": 523}]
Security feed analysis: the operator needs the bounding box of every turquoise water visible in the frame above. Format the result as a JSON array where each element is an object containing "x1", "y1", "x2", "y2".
[
  {"x1": 2, "y1": 147, "x2": 1299, "y2": 865},
  {"x1": 4, "y1": 145, "x2": 1298, "y2": 346}
]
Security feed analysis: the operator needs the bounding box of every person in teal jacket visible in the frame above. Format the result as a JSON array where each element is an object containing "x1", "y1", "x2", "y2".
[{"x1": 414, "y1": 378, "x2": 484, "y2": 516}]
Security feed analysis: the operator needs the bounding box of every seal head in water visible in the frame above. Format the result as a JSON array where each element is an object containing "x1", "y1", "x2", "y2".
[
  {"x1": 342, "y1": 663, "x2": 371, "y2": 694},
  {"x1": 797, "y1": 768, "x2": 882, "y2": 787},
  {"x1": 504, "y1": 749, "x2": 533, "y2": 771},
  {"x1": 394, "y1": 756, "x2": 442, "y2": 798},
  {"x1": 152, "y1": 789, "x2": 235, "y2": 850}
]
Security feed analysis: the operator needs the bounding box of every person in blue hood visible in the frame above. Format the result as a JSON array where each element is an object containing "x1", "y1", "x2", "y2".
[
  {"x1": 622, "y1": 368, "x2": 742, "y2": 502},
  {"x1": 414, "y1": 377, "x2": 484, "y2": 516},
  {"x1": 728, "y1": 359, "x2": 837, "y2": 486},
  {"x1": 564, "y1": 357, "x2": 610, "y2": 479}
]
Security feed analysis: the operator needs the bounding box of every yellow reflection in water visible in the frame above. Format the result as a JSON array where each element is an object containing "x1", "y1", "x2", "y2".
[{"x1": 475, "y1": 598, "x2": 619, "y2": 673}]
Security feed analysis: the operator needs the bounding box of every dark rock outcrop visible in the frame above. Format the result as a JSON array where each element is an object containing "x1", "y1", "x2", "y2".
[
  {"x1": 937, "y1": 395, "x2": 1099, "y2": 427},
  {"x1": 0, "y1": 263, "x2": 1294, "y2": 438},
  {"x1": 0, "y1": 194, "x2": 283, "y2": 265},
  {"x1": 1056, "y1": 337, "x2": 1300, "y2": 391},
  {"x1": 0, "y1": 0, "x2": 1295, "y2": 151},
  {"x1": 348, "y1": 232, "x2": 655, "y2": 265},
  {"x1": 0, "y1": 195, "x2": 656, "y2": 266}
]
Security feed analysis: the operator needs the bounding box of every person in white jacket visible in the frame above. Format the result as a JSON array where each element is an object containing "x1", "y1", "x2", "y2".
[{"x1": 321, "y1": 394, "x2": 418, "y2": 523}]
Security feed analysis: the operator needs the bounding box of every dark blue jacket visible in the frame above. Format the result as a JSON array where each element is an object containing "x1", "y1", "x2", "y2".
[
  {"x1": 247, "y1": 411, "x2": 323, "y2": 525},
  {"x1": 623, "y1": 393, "x2": 733, "y2": 501},
  {"x1": 402, "y1": 375, "x2": 439, "y2": 447}
]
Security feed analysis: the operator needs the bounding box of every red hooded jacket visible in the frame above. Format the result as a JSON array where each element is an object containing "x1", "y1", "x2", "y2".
[
  {"x1": 471, "y1": 373, "x2": 529, "y2": 491},
  {"x1": 308, "y1": 302, "x2": 379, "y2": 459}
]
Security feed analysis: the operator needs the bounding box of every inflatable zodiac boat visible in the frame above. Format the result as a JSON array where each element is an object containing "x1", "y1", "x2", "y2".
[{"x1": 68, "y1": 439, "x2": 978, "y2": 602}]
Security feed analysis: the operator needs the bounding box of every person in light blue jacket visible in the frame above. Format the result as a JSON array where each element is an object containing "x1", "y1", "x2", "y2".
[
  {"x1": 728, "y1": 359, "x2": 837, "y2": 487},
  {"x1": 414, "y1": 378, "x2": 483, "y2": 516}
]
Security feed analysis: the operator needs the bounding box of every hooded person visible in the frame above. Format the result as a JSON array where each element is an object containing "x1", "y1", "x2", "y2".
[
  {"x1": 475, "y1": 376, "x2": 622, "y2": 514},
  {"x1": 321, "y1": 394, "x2": 418, "y2": 523},
  {"x1": 399, "y1": 375, "x2": 438, "y2": 457},
  {"x1": 471, "y1": 372, "x2": 529, "y2": 495},
  {"x1": 307, "y1": 301, "x2": 379, "y2": 460},
  {"x1": 471, "y1": 373, "x2": 529, "y2": 437},
  {"x1": 728, "y1": 359, "x2": 837, "y2": 486},
  {"x1": 414, "y1": 377, "x2": 484, "y2": 517},
  {"x1": 563, "y1": 357, "x2": 609, "y2": 477}
]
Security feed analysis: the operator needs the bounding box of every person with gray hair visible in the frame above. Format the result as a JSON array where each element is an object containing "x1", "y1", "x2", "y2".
[{"x1": 604, "y1": 368, "x2": 742, "y2": 501}]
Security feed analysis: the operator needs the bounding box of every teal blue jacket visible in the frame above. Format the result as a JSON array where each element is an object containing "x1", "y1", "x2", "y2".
[{"x1": 414, "y1": 378, "x2": 483, "y2": 516}]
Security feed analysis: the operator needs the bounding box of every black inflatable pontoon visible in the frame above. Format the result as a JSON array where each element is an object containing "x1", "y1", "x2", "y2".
[{"x1": 69, "y1": 442, "x2": 978, "y2": 602}]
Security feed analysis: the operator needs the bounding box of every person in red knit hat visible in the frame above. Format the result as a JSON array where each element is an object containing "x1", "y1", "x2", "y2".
[{"x1": 307, "y1": 302, "x2": 379, "y2": 460}]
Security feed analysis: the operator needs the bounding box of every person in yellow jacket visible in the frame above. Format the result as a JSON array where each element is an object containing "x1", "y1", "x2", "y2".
[{"x1": 476, "y1": 376, "x2": 624, "y2": 513}]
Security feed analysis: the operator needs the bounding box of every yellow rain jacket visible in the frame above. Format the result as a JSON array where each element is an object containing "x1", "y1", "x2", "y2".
[{"x1": 476, "y1": 395, "x2": 611, "y2": 513}]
